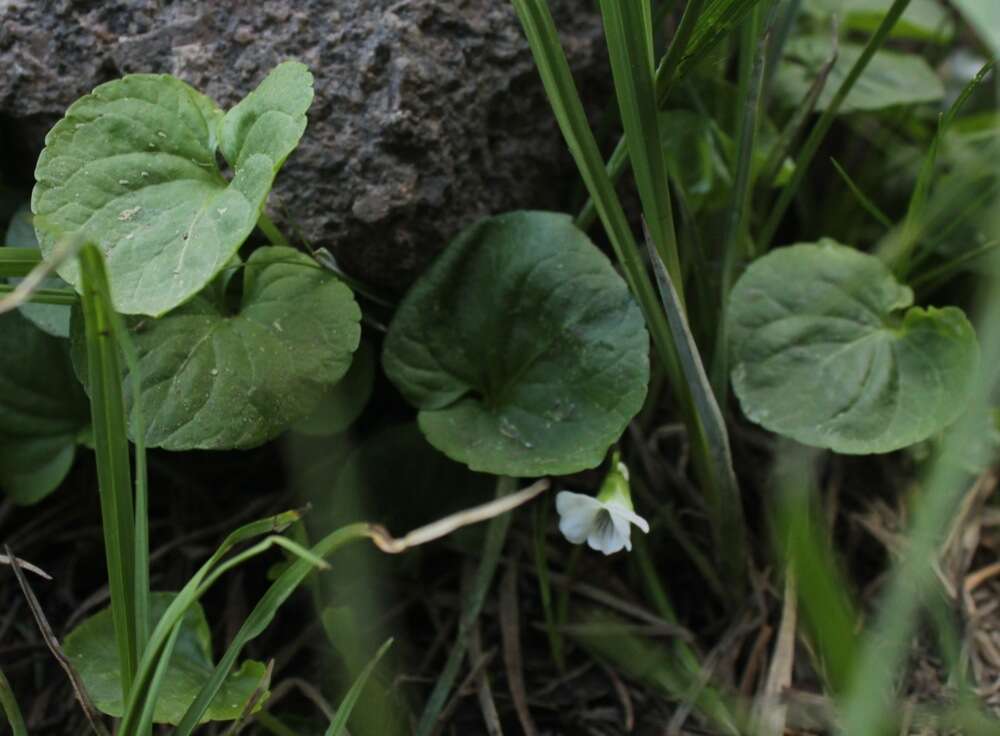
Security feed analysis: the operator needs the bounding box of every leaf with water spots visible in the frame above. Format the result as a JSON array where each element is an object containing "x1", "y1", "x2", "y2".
[
  {"x1": 383, "y1": 211, "x2": 650, "y2": 476},
  {"x1": 32, "y1": 61, "x2": 313, "y2": 317},
  {"x1": 71, "y1": 247, "x2": 360, "y2": 450},
  {"x1": 728, "y1": 240, "x2": 978, "y2": 453}
]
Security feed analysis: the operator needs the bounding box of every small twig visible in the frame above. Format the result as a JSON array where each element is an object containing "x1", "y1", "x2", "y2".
[
  {"x1": 0, "y1": 232, "x2": 83, "y2": 315},
  {"x1": 370, "y1": 479, "x2": 549, "y2": 553},
  {"x1": 754, "y1": 570, "x2": 798, "y2": 736},
  {"x1": 468, "y1": 565, "x2": 503, "y2": 736},
  {"x1": 0, "y1": 553, "x2": 52, "y2": 580},
  {"x1": 4, "y1": 545, "x2": 110, "y2": 736},
  {"x1": 601, "y1": 661, "x2": 635, "y2": 733},
  {"x1": 499, "y1": 552, "x2": 538, "y2": 736},
  {"x1": 429, "y1": 650, "x2": 496, "y2": 736}
]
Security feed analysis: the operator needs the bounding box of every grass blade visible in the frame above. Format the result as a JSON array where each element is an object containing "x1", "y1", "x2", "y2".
[
  {"x1": 0, "y1": 666, "x2": 27, "y2": 736},
  {"x1": 712, "y1": 0, "x2": 776, "y2": 396},
  {"x1": 829, "y1": 157, "x2": 893, "y2": 229},
  {"x1": 174, "y1": 523, "x2": 374, "y2": 735},
  {"x1": 644, "y1": 229, "x2": 747, "y2": 589},
  {"x1": 598, "y1": 0, "x2": 684, "y2": 297},
  {"x1": 325, "y1": 639, "x2": 394, "y2": 736},
  {"x1": 0, "y1": 285, "x2": 77, "y2": 305},
  {"x1": 509, "y1": 0, "x2": 684, "y2": 403},
  {"x1": 77, "y1": 244, "x2": 139, "y2": 701},
  {"x1": 887, "y1": 60, "x2": 996, "y2": 278},
  {"x1": 118, "y1": 510, "x2": 303, "y2": 731},
  {"x1": 0, "y1": 248, "x2": 41, "y2": 278},
  {"x1": 770, "y1": 446, "x2": 859, "y2": 694},
  {"x1": 759, "y1": 0, "x2": 914, "y2": 250}
]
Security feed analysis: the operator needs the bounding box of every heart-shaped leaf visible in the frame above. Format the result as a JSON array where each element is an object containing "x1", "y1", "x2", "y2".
[
  {"x1": 72, "y1": 246, "x2": 360, "y2": 450},
  {"x1": 728, "y1": 240, "x2": 978, "y2": 454},
  {"x1": 32, "y1": 61, "x2": 313, "y2": 317},
  {"x1": 4, "y1": 205, "x2": 71, "y2": 337},
  {"x1": 0, "y1": 311, "x2": 89, "y2": 504},
  {"x1": 383, "y1": 211, "x2": 650, "y2": 476},
  {"x1": 64, "y1": 592, "x2": 266, "y2": 724}
]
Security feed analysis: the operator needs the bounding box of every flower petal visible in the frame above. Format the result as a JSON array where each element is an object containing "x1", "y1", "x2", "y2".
[
  {"x1": 587, "y1": 511, "x2": 627, "y2": 555},
  {"x1": 556, "y1": 491, "x2": 602, "y2": 544},
  {"x1": 606, "y1": 502, "x2": 650, "y2": 534}
]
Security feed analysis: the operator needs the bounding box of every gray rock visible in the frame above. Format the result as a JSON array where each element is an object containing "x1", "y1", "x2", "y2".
[{"x1": 0, "y1": 0, "x2": 605, "y2": 291}]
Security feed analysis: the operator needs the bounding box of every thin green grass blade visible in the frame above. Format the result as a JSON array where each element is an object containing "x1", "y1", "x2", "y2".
[
  {"x1": 0, "y1": 666, "x2": 27, "y2": 736},
  {"x1": 0, "y1": 248, "x2": 41, "y2": 278},
  {"x1": 829, "y1": 157, "x2": 893, "y2": 229},
  {"x1": 712, "y1": 0, "x2": 776, "y2": 397},
  {"x1": 324, "y1": 638, "x2": 394, "y2": 736},
  {"x1": 644, "y1": 230, "x2": 747, "y2": 588},
  {"x1": 131, "y1": 535, "x2": 324, "y2": 733},
  {"x1": 911, "y1": 240, "x2": 1000, "y2": 294},
  {"x1": 888, "y1": 60, "x2": 996, "y2": 278},
  {"x1": 174, "y1": 523, "x2": 373, "y2": 735},
  {"x1": 598, "y1": 0, "x2": 685, "y2": 298},
  {"x1": 77, "y1": 243, "x2": 139, "y2": 702},
  {"x1": 532, "y1": 501, "x2": 564, "y2": 671},
  {"x1": 759, "y1": 0, "x2": 914, "y2": 250},
  {"x1": 577, "y1": 0, "x2": 708, "y2": 231},
  {"x1": 0, "y1": 285, "x2": 77, "y2": 305},
  {"x1": 771, "y1": 443, "x2": 859, "y2": 694},
  {"x1": 415, "y1": 477, "x2": 516, "y2": 736},
  {"x1": 118, "y1": 510, "x2": 302, "y2": 732},
  {"x1": 759, "y1": 36, "x2": 836, "y2": 188}
]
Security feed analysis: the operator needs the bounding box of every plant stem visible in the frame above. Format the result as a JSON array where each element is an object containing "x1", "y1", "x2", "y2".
[{"x1": 257, "y1": 212, "x2": 290, "y2": 247}]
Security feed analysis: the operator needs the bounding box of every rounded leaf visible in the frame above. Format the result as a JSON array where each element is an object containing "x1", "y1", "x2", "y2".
[
  {"x1": 32, "y1": 62, "x2": 313, "y2": 316},
  {"x1": 383, "y1": 211, "x2": 650, "y2": 476},
  {"x1": 73, "y1": 246, "x2": 361, "y2": 450},
  {"x1": 63, "y1": 592, "x2": 266, "y2": 724},
  {"x1": 728, "y1": 240, "x2": 979, "y2": 453},
  {"x1": 0, "y1": 312, "x2": 89, "y2": 503}
]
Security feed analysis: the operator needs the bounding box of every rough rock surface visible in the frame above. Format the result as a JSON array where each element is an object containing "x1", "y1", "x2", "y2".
[{"x1": 0, "y1": 0, "x2": 605, "y2": 291}]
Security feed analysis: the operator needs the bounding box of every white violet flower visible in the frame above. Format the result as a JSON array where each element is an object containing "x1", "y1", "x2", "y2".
[{"x1": 556, "y1": 451, "x2": 649, "y2": 555}]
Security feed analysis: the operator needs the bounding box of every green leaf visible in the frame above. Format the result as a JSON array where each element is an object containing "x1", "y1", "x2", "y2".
[
  {"x1": 775, "y1": 37, "x2": 944, "y2": 113},
  {"x1": 0, "y1": 311, "x2": 89, "y2": 504},
  {"x1": 4, "y1": 206, "x2": 71, "y2": 337},
  {"x1": 383, "y1": 211, "x2": 649, "y2": 476},
  {"x1": 32, "y1": 61, "x2": 313, "y2": 317},
  {"x1": 73, "y1": 246, "x2": 360, "y2": 450},
  {"x1": 294, "y1": 339, "x2": 375, "y2": 437},
  {"x1": 805, "y1": 0, "x2": 953, "y2": 43},
  {"x1": 64, "y1": 592, "x2": 266, "y2": 724},
  {"x1": 728, "y1": 240, "x2": 979, "y2": 453},
  {"x1": 325, "y1": 639, "x2": 394, "y2": 736},
  {"x1": 219, "y1": 60, "x2": 313, "y2": 170}
]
